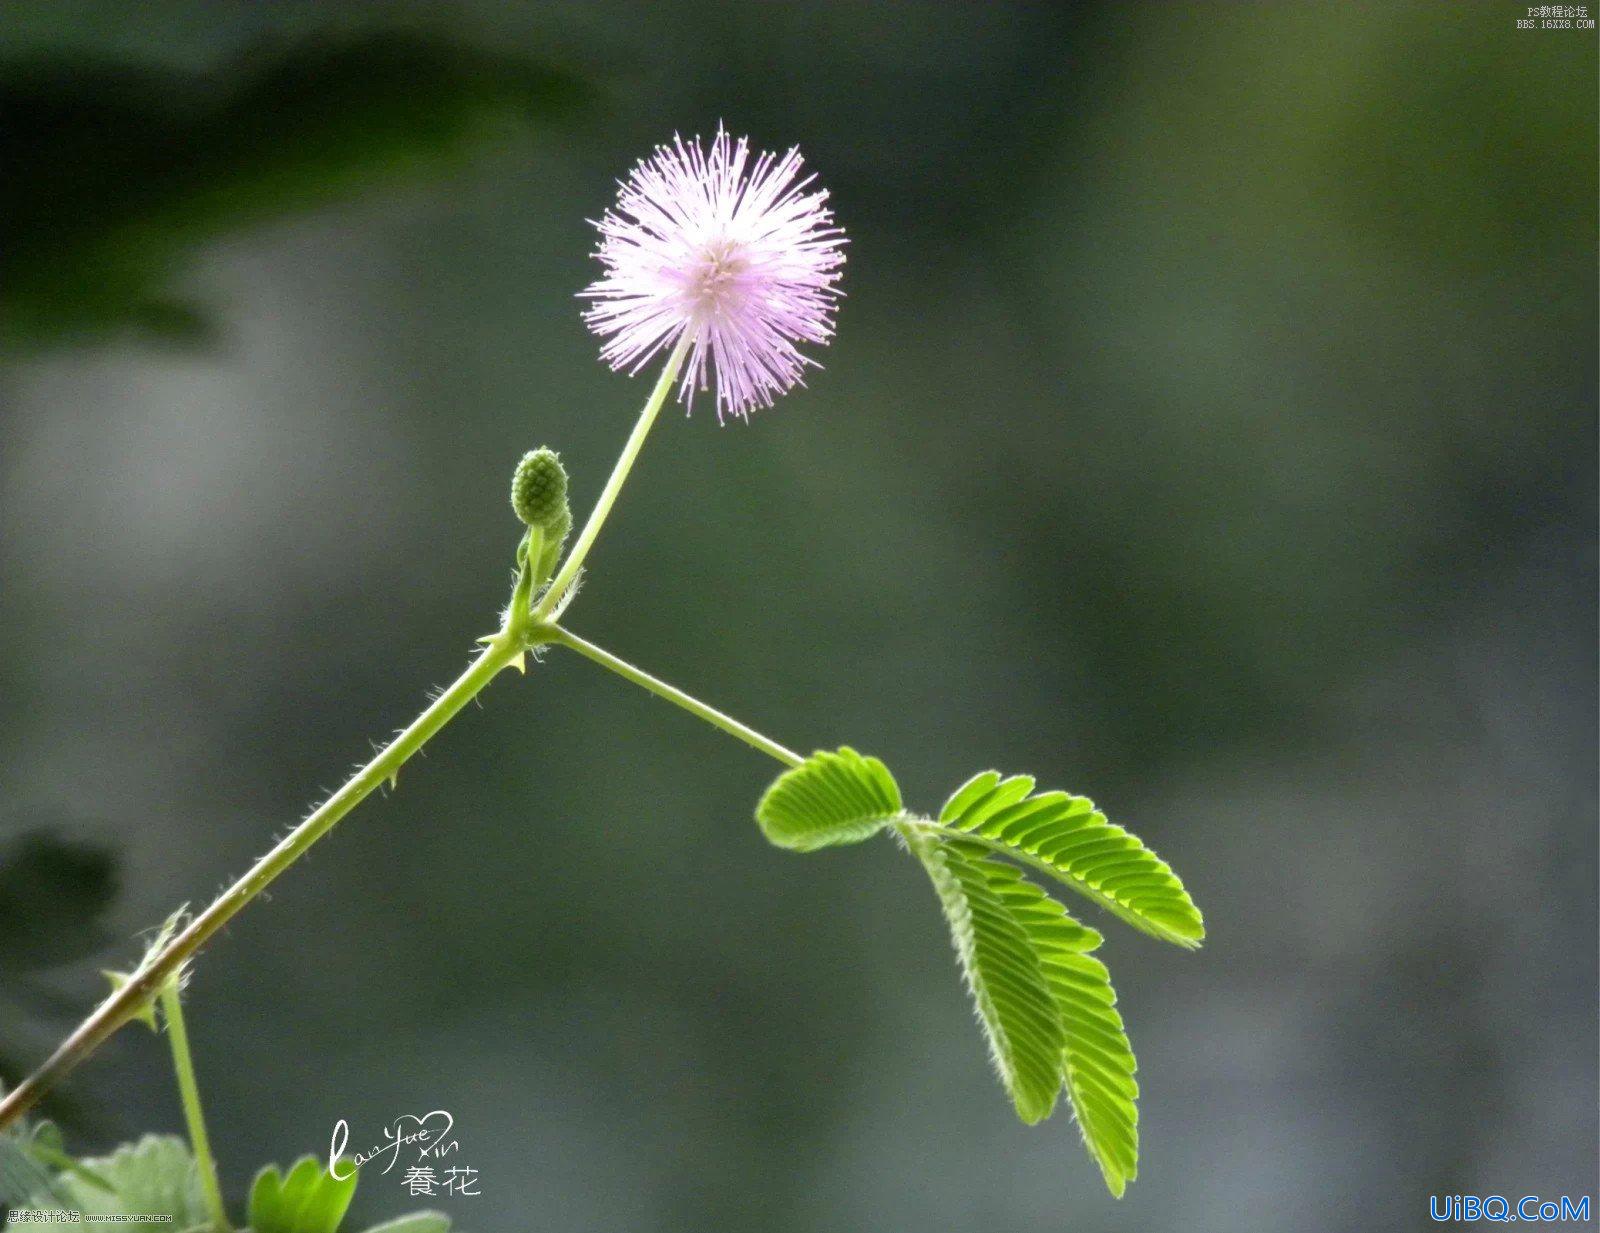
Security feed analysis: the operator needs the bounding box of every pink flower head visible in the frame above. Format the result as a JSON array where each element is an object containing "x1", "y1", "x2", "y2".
[{"x1": 580, "y1": 128, "x2": 846, "y2": 422}]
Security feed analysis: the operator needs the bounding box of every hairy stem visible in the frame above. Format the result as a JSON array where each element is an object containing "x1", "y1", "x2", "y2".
[
  {"x1": 0, "y1": 634, "x2": 524, "y2": 1130},
  {"x1": 158, "y1": 980, "x2": 229, "y2": 1232},
  {"x1": 0, "y1": 344, "x2": 735, "y2": 1132},
  {"x1": 550, "y1": 625, "x2": 803, "y2": 768},
  {"x1": 534, "y1": 334, "x2": 692, "y2": 621}
]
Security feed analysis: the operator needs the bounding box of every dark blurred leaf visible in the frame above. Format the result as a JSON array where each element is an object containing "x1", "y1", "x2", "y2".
[
  {"x1": 0, "y1": 831, "x2": 118, "y2": 973},
  {"x1": 0, "y1": 1126, "x2": 66, "y2": 1208},
  {"x1": 0, "y1": 32, "x2": 592, "y2": 347}
]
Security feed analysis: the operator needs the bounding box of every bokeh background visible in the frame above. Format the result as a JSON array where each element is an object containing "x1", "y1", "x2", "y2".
[{"x1": 2, "y1": 4, "x2": 1595, "y2": 1231}]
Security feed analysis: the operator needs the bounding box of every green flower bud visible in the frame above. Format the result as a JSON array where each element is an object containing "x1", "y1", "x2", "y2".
[{"x1": 511, "y1": 448, "x2": 569, "y2": 530}]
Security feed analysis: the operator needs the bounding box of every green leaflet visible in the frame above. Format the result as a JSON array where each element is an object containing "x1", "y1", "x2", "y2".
[
  {"x1": 939, "y1": 772, "x2": 1205, "y2": 949},
  {"x1": 755, "y1": 748, "x2": 902, "y2": 851},
  {"x1": 915, "y1": 838, "x2": 1141, "y2": 1197},
  {"x1": 915, "y1": 836, "x2": 1065, "y2": 1124},
  {"x1": 956, "y1": 841, "x2": 1140, "y2": 1197},
  {"x1": 248, "y1": 1156, "x2": 358, "y2": 1233}
]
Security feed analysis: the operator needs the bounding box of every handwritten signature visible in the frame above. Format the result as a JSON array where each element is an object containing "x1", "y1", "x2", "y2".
[{"x1": 327, "y1": 1111, "x2": 459, "y2": 1181}]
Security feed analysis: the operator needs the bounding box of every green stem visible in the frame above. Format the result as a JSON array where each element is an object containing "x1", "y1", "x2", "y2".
[
  {"x1": 158, "y1": 979, "x2": 229, "y2": 1232},
  {"x1": 0, "y1": 633, "x2": 524, "y2": 1131},
  {"x1": 550, "y1": 625, "x2": 803, "y2": 768},
  {"x1": 0, "y1": 342, "x2": 718, "y2": 1133},
  {"x1": 534, "y1": 333, "x2": 692, "y2": 621},
  {"x1": 895, "y1": 817, "x2": 937, "y2": 861}
]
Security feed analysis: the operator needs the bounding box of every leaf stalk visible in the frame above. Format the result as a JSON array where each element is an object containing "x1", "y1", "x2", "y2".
[{"x1": 159, "y1": 978, "x2": 230, "y2": 1232}]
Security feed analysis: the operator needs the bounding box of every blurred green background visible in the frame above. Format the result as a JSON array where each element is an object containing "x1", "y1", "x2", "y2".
[{"x1": 2, "y1": 3, "x2": 1595, "y2": 1231}]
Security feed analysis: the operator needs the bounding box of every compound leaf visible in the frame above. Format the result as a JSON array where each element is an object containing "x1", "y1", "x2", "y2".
[{"x1": 751, "y1": 753, "x2": 1194, "y2": 1197}]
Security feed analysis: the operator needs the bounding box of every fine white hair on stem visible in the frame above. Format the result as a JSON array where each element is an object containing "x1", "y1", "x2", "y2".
[{"x1": 580, "y1": 126, "x2": 846, "y2": 422}]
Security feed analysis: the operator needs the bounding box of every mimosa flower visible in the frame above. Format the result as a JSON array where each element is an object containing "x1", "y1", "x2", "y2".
[{"x1": 581, "y1": 127, "x2": 846, "y2": 422}]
